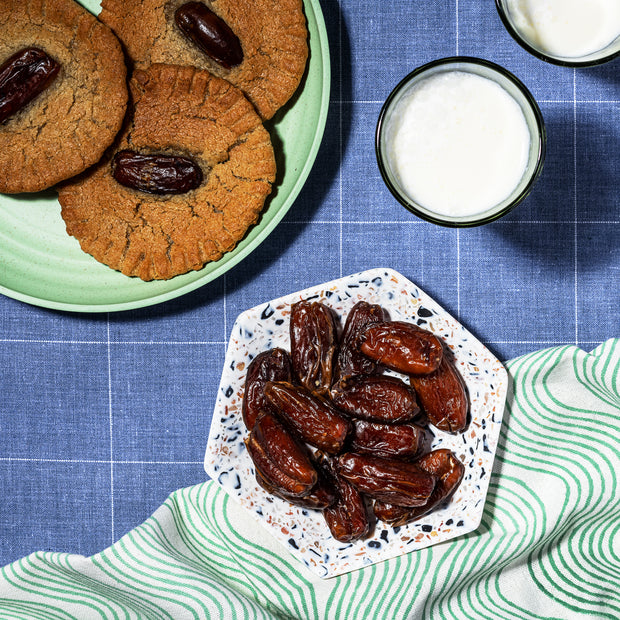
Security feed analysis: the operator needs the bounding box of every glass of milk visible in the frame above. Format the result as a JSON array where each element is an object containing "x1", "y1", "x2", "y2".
[
  {"x1": 496, "y1": 0, "x2": 620, "y2": 66},
  {"x1": 375, "y1": 57, "x2": 546, "y2": 227}
]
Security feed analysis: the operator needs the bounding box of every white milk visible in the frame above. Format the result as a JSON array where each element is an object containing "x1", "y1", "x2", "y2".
[
  {"x1": 506, "y1": 0, "x2": 620, "y2": 58},
  {"x1": 385, "y1": 71, "x2": 531, "y2": 218}
]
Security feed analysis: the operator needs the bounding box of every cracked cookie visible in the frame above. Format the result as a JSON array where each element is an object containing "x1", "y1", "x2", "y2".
[
  {"x1": 99, "y1": 0, "x2": 308, "y2": 120},
  {"x1": 58, "y1": 63, "x2": 276, "y2": 281},
  {"x1": 0, "y1": 0, "x2": 127, "y2": 194}
]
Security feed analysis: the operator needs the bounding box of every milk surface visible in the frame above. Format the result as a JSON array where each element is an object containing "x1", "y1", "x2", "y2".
[
  {"x1": 506, "y1": 0, "x2": 620, "y2": 58},
  {"x1": 385, "y1": 71, "x2": 531, "y2": 218}
]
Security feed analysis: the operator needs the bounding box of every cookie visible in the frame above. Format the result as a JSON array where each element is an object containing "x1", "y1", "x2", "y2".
[
  {"x1": 0, "y1": 0, "x2": 127, "y2": 194},
  {"x1": 99, "y1": 0, "x2": 308, "y2": 120},
  {"x1": 58, "y1": 63, "x2": 276, "y2": 281}
]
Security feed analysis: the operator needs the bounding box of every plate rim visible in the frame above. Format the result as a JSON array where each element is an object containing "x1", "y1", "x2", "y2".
[{"x1": 0, "y1": 0, "x2": 331, "y2": 313}]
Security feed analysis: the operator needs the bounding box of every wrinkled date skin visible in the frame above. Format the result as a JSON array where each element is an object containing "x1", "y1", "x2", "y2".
[
  {"x1": 242, "y1": 348, "x2": 293, "y2": 430},
  {"x1": 331, "y1": 373, "x2": 420, "y2": 423},
  {"x1": 409, "y1": 355, "x2": 469, "y2": 433},
  {"x1": 335, "y1": 301, "x2": 386, "y2": 380},
  {"x1": 175, "y1": 2, "x2": 243, "y2": 70},
  {"x1": 374, "y1": 449, "x2": 465, "y2": 526},
  {"x1": 0, "y1": 48, "x2": 60, "y2": 124},
  {"x1": 316, "y1": 453, "x2": 370, "y2": 543},
  {"x1": 289, "y1": 301, "x2": 339, "y2": 396},
  {"x1": 350, "y1": 419, "x2": 425, "y2": 460},
  {"x1": 245, "y1": 411, "x2": 317, "y2": 498},
  {"x1": 264, "y1": 381, "x2": 350, "y2": 454},
  {"x1": 112, "y1": 150, "x2": 203, "y2": 195},
  {"x1": 255, "y1": 466, "x2": 337, "y2": 510},
  {"x1": 337, "y1": 452, "x2": 436, "y2": 507},
  {"x1": 360, "y1": 321, "x2": 443, "y2": 375}
]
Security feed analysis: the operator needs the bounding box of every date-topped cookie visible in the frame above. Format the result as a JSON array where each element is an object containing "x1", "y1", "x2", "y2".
[
  {"x1": 0, "y1": 0, "x2": 127, "y2": 194},
  {"x1": 99, "y1": 0, "x2": 308, "y2": 120},
  {"x1": 58, "y1": 63, "x2": 276, "y2": 281}
]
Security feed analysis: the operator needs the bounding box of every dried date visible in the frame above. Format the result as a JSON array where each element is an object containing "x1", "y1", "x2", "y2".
[
  {"x1": 0, "y1": 48, "x2": 60, "y2": 124},
  {"x1": 331, "y1": 373, "x2": 420, "y2": 423},
  {"x1": 336, "y1": 452, "x2": 436, "y2": 507},
  {"x1": 350, "y1": 419, "x2": 425, "y2": 459},
  {"x1": 290, "y1": 301, "x2": 338, "y2": 396},
  {"x1": 335, "y1": 301, "x2": 386, "y2": 380},
  {"x1": 316, "y1": 453, "x2": 370, "y2": 542},
  {"x1": 255, "y1": 466, "x2": 337, "y2": 510},
  {"x1": 245, "y1": 411, "x2": 317, "y2": 498},
  {"x1": 112, "y1": 150, "x2": 203, "y2": 195},
  {"x1": 264, "y1": 381, "x2": 350, "y2": 454},
  {"x1": 242, "y1": 348, "x2": 292, "y2": 430},
  {"x1": 360, "y1": 321, "x2": 443, "y2": 375},
  {"x1": 409, "y1": 354, "x2": 468, "y2": 433},
  {"x1": 374, "y1": 449, "x2": 465, "y2": 526},
  {"x1": 175, "y1": 2, "x2": 243, "y2": 70}
]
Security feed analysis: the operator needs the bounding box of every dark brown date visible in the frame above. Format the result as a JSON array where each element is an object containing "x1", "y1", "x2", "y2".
[
  {"x1": 255, "y1": 466, "x2": 337, "y2": 510},
  {"x1": 335, "y1": 301, "x2": 386, "y2": 380},
  {"x1": 242, "y1": 348, "x2": 293, "y2": 430},
  {"x1": 409, "y1": 354, "x2": 468, "y2": 433},
  {"x1": 0, "y1": 48, "x2": 60, "y2": 124},
  {"x1": 374, "y1": 449, "x2": 465, "y2": 526},
  {"x1": 316, "y1": 453, "x2": 370, "y2": 542},
  {"x1": 350, "y1": 419, "x2": 425, "y2": 459},
  {"x1": 175, "y1": 2, "x2": 243, "y2": 70},
  {"x1": 264, "y1": 381, "x2": 350, "y2": 454},
  {"x1": 360, "y1": 321, "x2": 443, "y2": 375},
  {"x1": 331, "y1": 374, "x2": 420, "y2": 423},
  {"x1": 290, "y1": 301, "x2": 339, "y2": 396},
  {"x1": 245, "y1": 411, "x2": 317, "y2": 498},
  {"x1": 336, "y1": 452, "x2": 436, "y2": 507},
  {"x1": 112, "y1": 150, "x2": 203, "y2": 195},
  {"x1": 372, "y1": 500, "x2": 411, "y2": 526}
]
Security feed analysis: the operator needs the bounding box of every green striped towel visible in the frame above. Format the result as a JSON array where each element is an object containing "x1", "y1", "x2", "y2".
[{"x1": 1, "y1": 340, "x2": 619, "y2": 619}]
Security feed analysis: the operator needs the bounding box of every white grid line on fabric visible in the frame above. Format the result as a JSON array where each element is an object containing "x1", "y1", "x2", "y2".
[
  {"x1": 455, "y1": 1, "x2": 461, "y2": 321},
  {"x1": 340, "y1": 99, "x2": 620, "y2": 105},
  {"x1": 455, "y1": 0, "x2": 460, "y2": 56},
  {"x1": 573, "y1": 70, "x2": 580, "y2": 346},
  {"x1": 339, "y1": 3, "x2": 344, "y2": 279},
  {"x1": 0, "y1": 340, "x2": 229, "y2": 344},
  {"x1": 106, "y1": 316, "x2": 115, "y2": 545},
  {"x1": 223, "y1": 274, "x2": 228, "y2": 347},
  {"x1": 0, "y1": 458, "x2": 204, "y2": 465},
  {"x1": 0, "y1": 338, "x2": 606, "y2": 346},
  {"x1": 456, "y1": 229, "x2": 461, "y2": 320},
  {"x1": 280, "y1": 220, "x2": 620, "y2": 225}
]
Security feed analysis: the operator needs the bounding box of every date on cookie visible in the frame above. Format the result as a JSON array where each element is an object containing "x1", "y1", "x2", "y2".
[
  {"x1": 112, "y1": 150, "x2": 203, "y2": 195},
  {"x1": 0, "y1": 48, "x2": 60, "y2": 124},
  {"x1": 175, "y1": 2, "x2": 243, "y2": 70}
]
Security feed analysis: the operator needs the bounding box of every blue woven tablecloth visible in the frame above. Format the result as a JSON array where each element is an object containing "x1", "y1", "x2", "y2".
[{"x1": 1, "y1": 0, "x2": 618, "y2": 571}]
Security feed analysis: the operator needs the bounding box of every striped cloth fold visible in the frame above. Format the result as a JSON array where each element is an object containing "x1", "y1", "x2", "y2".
[{"x1": 1, "y1": 339, "x2": 619, "y2": 619}]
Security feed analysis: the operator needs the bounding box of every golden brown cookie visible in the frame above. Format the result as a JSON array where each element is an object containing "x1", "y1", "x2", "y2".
[
  {"x1": 99, "y1": 0, "x2": 308, "y2": 120},
  {"x1": 0, "y1": 0, "x2": 127, "y2": 194},
  {"x1": 58, "y1": 63, "x2": 276, "y2": 281}
]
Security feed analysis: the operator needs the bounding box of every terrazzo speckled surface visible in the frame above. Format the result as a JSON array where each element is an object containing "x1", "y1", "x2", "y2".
[{"x1": 204, "y1": 268, "x2": 508, "y2": 578}]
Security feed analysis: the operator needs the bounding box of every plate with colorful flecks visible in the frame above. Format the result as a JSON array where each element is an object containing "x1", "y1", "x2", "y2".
[{"x1": 204, "y1": 267, "x2": 508, "y2": 578}]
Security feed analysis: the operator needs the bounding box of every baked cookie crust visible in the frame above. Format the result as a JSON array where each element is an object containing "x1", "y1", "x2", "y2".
[
  {"x1": 58, "y1": 63, "x2": 276, "y2": 281},
  {"x1": 99, "y1": 0, "x2": 308, "y2": 120},
  {"x1": 0, "y1": 0, "x2": 127, "y2": 193}
]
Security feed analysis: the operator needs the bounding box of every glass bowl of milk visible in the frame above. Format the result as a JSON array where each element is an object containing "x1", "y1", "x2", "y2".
[
  {"x1": 375, "y1": 57, "x2": 546, "y2": 227},
  {"x1": 496, "y1": 0, "x2": 620, "y2": 66}
]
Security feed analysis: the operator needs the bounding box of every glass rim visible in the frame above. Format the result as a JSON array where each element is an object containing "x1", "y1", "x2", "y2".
[
  {"x1": 375, "y1": 56, "x2": 547, "y2": 228},
  {"x1": 494, "y1": 0, "x2": 620, "y2": 68}
]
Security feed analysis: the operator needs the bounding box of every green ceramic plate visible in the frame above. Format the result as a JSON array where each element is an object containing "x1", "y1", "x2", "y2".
[{"x1": 0, "y1": 0, "x2": 330, "y2": 312}]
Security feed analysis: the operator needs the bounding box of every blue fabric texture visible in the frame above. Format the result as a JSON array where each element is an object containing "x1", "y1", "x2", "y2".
[{"x1": 1, "y1": 0, "x2": 618, "y2": 567}]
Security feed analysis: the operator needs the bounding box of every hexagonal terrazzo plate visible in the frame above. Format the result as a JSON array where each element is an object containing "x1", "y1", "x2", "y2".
[{"x1": 204, "y1": 267, "x2": 508, "y2": 578}]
